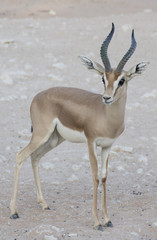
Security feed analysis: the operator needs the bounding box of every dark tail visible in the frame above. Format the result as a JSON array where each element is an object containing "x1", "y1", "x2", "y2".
[{"x1": 31, "y1": 126, "x2": 33, "y2": 133}]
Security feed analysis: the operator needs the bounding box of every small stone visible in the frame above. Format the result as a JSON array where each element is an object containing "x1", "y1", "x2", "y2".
[
  {"x1": 44, "y1": 235, "x2": 58, "y2": 240},
  {"x1": 112, "y1": 145, "x2": 133, "y2": 153},
  {"x1": 152, "y1": 222, "x2": 157, "y2": 229},
  {"x1": 40, "y1": 162, "x2": 54, "y2": 170},
  {"x1": 1, "y1": 73, "x2": 13, "y2": 85},
  {"x1": 67, "y1": 174, "x2": 79, "y2": 182},
  {"x1": 144, "y1": 9, "x2": 152, "y2": 13},
  {"x1": 117, "y1": 166, "x2": 124, "y2": 171},
  {"x1": 52, "y1": 62, "x2": 67, "y2": 70},
  {"x1": 121, "y1": 24, "x2": 132, "y2": 32},
  {"x1": 49, "y1": 10, "x2": 56, "y2": 16},
  {"x1": 68, "y1": 233, "x2": 78, "y2": 237},
  {"x1": 137, "y1": 168, "x2": 143, "y2": 174}
]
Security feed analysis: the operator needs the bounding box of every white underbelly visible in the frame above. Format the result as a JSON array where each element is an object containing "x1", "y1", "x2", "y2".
[
  {"x1": 55, "y1": 119, "x2": 86, "y2": 143},
  {"x1": 95, "y1": 137, "x2": 116, "y2": 147}
]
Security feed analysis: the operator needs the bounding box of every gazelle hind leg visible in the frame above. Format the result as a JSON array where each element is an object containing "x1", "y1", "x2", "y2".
[
  {"x1": 31, "y1": 150, "x2": 51, "y2": 211},
  {"x1": 31, "y1": 130, "x2": 64, "y2": 210},
  {"x1": 10, "y1": 141, "x2": 42, "y2": 219},
  {"x1": 10, "y1": 125, "x2": 56, "y2": 219}
]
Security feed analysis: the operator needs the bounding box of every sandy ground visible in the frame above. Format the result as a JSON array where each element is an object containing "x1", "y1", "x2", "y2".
[{"x1": 0, "y1": 0, "x2": 157, "y2": 239}]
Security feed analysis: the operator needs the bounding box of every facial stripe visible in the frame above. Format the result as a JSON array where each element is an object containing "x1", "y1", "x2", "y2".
[
  {"x1": 103, "y1": 74, "x2": 108, "y2": 88},
  {"x1": 105, "y1": 79, "x2": 109, "y2": 88},
  {"x1": 112, "y1": 73, "x2": 124, "y2": 96}
]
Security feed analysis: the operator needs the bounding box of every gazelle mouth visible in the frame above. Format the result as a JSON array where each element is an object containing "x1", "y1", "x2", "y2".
[
  {"x1": 102, "y1": 98, "x2": 113, "y2": 105},
  {"x1": 105, "y1": 101, "x2": 113, "y2": 105}
]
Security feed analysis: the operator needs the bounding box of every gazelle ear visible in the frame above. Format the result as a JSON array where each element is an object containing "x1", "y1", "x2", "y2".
[
  {"x1": 79, "y1": 56, "x2": 105, "y2": 75},
  {"x1": 126, "y1": 62, "x2": 150, "y2": 81}
]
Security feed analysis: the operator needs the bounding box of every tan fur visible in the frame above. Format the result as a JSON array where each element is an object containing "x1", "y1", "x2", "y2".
[
  {"x1": 10, "y1": 58, "x2": 148, "y2": 229},
  {"x1": 105, "y1": 70, "x2": 121, "y2": 86},
  {"x1": 31, "y1": 87, "x2": 126, "y2": 139}
]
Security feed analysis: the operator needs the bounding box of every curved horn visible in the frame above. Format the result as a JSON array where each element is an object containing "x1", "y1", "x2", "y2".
[
  {"x1": 115, "y1": 30, "x2": 137, "y2": 73},
  {"x1": 100, "y1": 23, "x2": 115, "y2": 72}
]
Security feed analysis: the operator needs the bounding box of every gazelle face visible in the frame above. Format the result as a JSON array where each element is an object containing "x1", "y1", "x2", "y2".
[
  {"x1": 79, "y1": 23, "x2": 149, "y2": 104},
  {"x1": 102, "y1": 70, "x2": 127, "y2": 105}
]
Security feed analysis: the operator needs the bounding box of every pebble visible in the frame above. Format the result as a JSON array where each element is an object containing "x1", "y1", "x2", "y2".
[
  {"x1": 152, "y1": 136, "x2": 157, "y2": 142},
  {"x1": 144, "y1": 9, "x2": 152, "y2": 13},
  {"x1": 41, "y1": 162, "x2": 54, "y2": 170},
  {"x1": 152, "y1": 222, "x2": 157, "y2": 229},
  {"x1": 51, "y1": 226, "x2": 64, "y2": 232},
  {"x1": 0, "y1": 154, "x2": 6, "y2": 163},
  {"x1": 52, "y1": 62, "x2": 67, "y2": 70},
  {"x1": 68, "y1": 233, "x2": 78, "y2": 237},
  {"x1": 131, "y1": 231, "x2": 139, "y2": 236},
  {"x1": 6, "y1": 146, "x2": 11, "y2": 151},
  {"x1": 1, "y1": 73, "x2": 13, "y2": 85},
  {"x1": 137, "y1": 168, "x2": 143, "y2": 174},
  {"x1": 83, "y1": 153, "x2": 89, "y2": 161},
  {"x1": 138, "y1": 155, "x2": 148, "y2": 165},
  {"x1": 67, "y1": 174, "x2": 79, "y2": 182},
  {"x1": 49, "y1": 10, "x2": 56, "y2": 16},
  {"x1": 112, "y1": 145, "x2": 133, "y2": 153},
  {"x1": 48, "y1": 73, "x2": 63, "y2": 82},
  {"x1": 152, "y1": 32, "x2": 157, "y2": 37},
  {"x1": 20, "y1": 95, "x2": 28, "y2": 99},
  {"x1": 141, "y1": 89, "x2": 157, "y2": 99},
  {"x1": 0, "y1": 95, "x2": 18, "y2": 101},
  {"x1": 72, "y1": 164, "x2": 81, "y2": 171},
  {"x1": 117, "y1": 165, "x2": 125, "y2": 171},
  {"x1": 110, "y1": 151, "x2": 119, "y2": 157},
  {"x1": 44, "y1": 235, "x2": 58, "y2": 240},
  {"x1": 18, "y1": 129, "x2": 31, "y2": 138},
  {"x1": 121, "y1": 24, "x2": 132, "y2": 32}
]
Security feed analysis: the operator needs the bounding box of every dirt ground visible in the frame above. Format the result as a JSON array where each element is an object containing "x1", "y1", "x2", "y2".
[{"x1": 0, "y1": 0, "x2": 157, "y2": 239}]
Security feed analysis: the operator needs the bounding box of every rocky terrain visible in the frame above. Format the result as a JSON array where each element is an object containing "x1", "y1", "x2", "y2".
[{"x1": 0, "y1": 1, "x2": 157, "y2": 239}]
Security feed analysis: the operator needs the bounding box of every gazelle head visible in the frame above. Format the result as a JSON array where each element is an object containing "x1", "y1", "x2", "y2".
[{"x1": 80, "y1": 23, "x2": 149, "y2": 105}]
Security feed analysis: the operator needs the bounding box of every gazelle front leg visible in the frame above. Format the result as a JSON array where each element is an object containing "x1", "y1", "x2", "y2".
[
  {"x1": 101, "y1": 147, "x2": 113, "y2": 227},
  {"x1": 87, "y1": 141, "x2": 101, "y2": 230}
]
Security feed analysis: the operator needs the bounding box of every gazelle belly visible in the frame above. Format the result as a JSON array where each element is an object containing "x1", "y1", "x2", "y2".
[
  {"x1": 95, "y1": 137, "x2": 116, "y2": 148},
  {"x1": 55, "y1": 118, "x2": 86, "y2": 143}
]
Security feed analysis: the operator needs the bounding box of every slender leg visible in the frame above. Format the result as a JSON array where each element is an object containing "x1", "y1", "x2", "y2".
[
  {"x1": 31, "y1": 155, "x2": 50, "y2": 210},
  {"x1": 101, "y1": 147, "x2": 113, "y2": 227},
  {"x1": 10, "y1": 142, "x2": 41, "y2": 218},
  {"x1": 31, "y1": 140, "x2": 55, "y2": 210},
  {"x1": 87, "y1": 141, "x2": 101, "y2": 230},
  {"x1": 31, "y1": 131, "x2": 64, "y2": 210}
]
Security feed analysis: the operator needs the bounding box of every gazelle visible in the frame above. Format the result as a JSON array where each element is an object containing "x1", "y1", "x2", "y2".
[{"x1": 10, "y1": 23, "x2": 148, "y2": 230}]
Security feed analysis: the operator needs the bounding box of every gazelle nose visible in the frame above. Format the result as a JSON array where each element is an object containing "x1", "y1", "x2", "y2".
[{"x1": 103, "y1": 96, "x2": 111, "y2": 101}]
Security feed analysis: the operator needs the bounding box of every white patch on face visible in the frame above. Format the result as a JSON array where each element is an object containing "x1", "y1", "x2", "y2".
[
  {"x1": 105, "y1": 79, "x2": 109, "y2": 88},
  {"x1": 113, "y1": 73, "x2": 124, "y2": 95},
  {"x1": 102, "y1": 73, "x2": 125, "y2": 105},
  {"x1": 103, "y1": 74, "x2": 108, "y2": 88}
]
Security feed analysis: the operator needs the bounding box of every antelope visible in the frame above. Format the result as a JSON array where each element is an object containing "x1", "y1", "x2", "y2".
[{"x1": 10, "y1": 23, "x2": 148, "y2": 230}]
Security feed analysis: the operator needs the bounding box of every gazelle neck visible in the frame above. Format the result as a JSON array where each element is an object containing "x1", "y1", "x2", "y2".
[{"x1": 105, "y1": 92, "x2": 127, "y2": 138}]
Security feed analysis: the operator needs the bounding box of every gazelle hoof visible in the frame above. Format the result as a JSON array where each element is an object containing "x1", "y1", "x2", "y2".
[
  {"x1": 94, "y1": 224, "x2": 104, "y2": 231},
  {"x1": 44, "y1": 206, "x2": 50, "y2": 210},
  {"x1": 10, "y1": 213, "x2": 19, "y2": 219},
  {"x1": 103, "y1": 220, "x2": 113, "y2": 227}
]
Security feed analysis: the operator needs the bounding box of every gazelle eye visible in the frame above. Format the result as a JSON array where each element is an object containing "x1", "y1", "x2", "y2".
[
  {"x1": 118, "y1": 78, "x2": 125, "y2": 87},
  {"x1": 102, "y1": 76, "x2": 105, "y2": 85}
]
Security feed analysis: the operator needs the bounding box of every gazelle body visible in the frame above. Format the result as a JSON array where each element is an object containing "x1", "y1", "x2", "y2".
[{"x1": 10, "y1": 23, "x2": 148, "y2": 230}]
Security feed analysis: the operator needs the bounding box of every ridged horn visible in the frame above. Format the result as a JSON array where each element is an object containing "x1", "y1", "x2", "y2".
[
  {"x1": 115, "y1": 30, "x2": 137, "y2": 73},
  {"x1": 100, "y1": 23, "x2": 115, "y2": 72}
]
